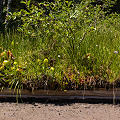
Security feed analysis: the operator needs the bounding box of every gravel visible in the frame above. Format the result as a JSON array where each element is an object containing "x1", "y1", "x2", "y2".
[{"x1": 0, "y1": 102, "x2": 120, "y2": 120}]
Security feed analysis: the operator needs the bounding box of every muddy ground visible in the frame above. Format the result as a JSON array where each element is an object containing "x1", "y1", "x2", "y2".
[{"x1": 0, "y1": 100, "x2": 120, "y2": 120}]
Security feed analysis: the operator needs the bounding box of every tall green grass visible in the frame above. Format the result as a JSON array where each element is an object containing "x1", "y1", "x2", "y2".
[{"x1": 0, "y1": 0, "x2": 120, "y2": 91}]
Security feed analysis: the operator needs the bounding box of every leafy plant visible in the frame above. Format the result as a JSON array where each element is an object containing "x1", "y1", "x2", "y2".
[{"x1": 0, "y1": 0, "x2": 120, "y2": 93}]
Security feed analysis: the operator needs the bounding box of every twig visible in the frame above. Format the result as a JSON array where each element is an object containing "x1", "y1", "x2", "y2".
[
  {"x1": 113, "y1": 81, "x2": 116, "y2": 105},
  {"x1": 80, "y1": 32, "x2": 87, "y2": 44}
]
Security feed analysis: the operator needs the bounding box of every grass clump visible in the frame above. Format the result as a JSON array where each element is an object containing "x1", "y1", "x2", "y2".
[{"x1": 0, "y1": 0, "x2": 120, "y2": 92}]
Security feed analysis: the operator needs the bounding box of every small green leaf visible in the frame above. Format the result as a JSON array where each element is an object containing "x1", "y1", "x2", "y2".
[{"x1": 20, "y1": 1, "x2": 26, "y2": 4}]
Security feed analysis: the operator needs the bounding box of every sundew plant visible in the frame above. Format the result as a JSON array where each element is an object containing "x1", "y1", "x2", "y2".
[{"x1": 0, "y1": 0, "x2": 120, "y2": 92}]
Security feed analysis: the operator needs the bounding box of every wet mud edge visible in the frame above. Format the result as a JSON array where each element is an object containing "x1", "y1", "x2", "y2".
[{"x1": 0, "y1": 88, "x2": 120, "y2": 104}]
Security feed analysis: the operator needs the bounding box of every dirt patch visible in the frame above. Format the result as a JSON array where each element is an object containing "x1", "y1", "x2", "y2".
[{"x1": 0, "y1": 102, "x2": 120, "y2": 120}]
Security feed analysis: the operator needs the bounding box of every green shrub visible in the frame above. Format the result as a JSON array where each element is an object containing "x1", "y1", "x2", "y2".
[{"x1": 0, "y1": 0, "x2": 120, "y2": 92}]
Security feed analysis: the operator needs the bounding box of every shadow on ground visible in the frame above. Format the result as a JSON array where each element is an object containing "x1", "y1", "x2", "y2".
[{"x1": 0, "y1": 97, "x2": 120, "y2": 105}]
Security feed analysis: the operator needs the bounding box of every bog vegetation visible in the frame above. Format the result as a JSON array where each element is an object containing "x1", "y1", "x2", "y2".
[{"x1": 0, "y1": 0, "x2": 120, "y2": 92}]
